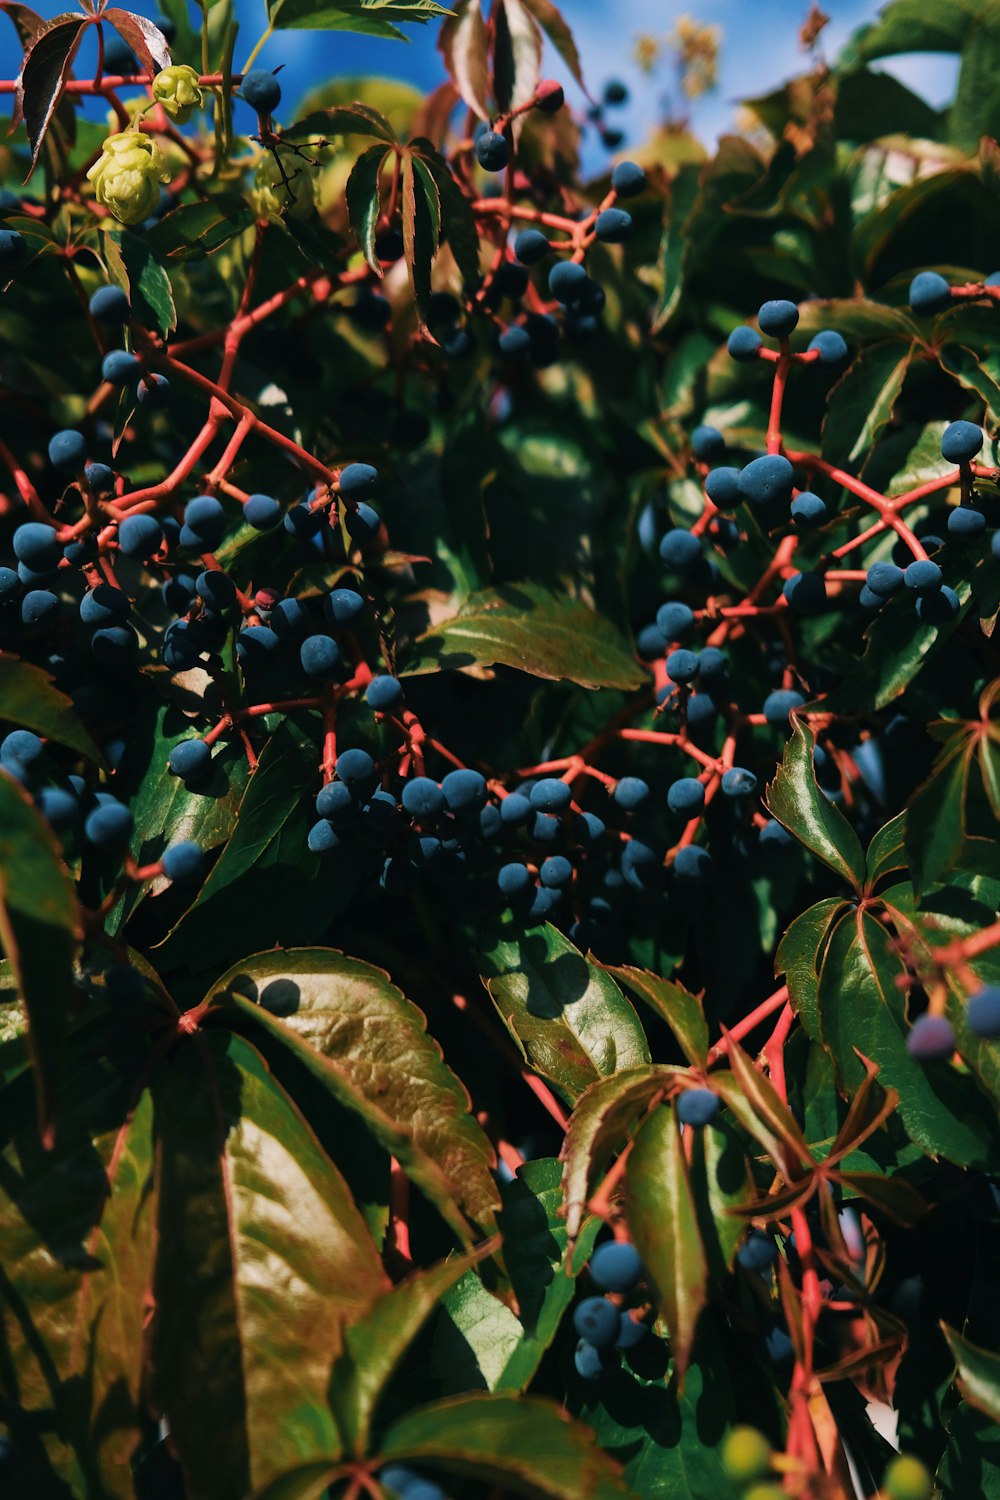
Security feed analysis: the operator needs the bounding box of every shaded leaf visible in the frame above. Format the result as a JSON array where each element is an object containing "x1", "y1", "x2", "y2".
[
  {"x1": 403, "y1": 583, "x2": 647, "y2": 690},
  {"x1": 102, "y1": 8, "x2": 171, "y2": 75},
  {"x1": 776, "y1": 896, "x2": 849, "y2": 1041},
  {"x1": 19, "y1": 15, "x2": 87, "y2": 177},
  {"x1": 494, "y1": 0, "x2": 542, "y2": 133},
  {"x1": 402, "y1": 147, "x2": 440, "y2": 315},
  {"x1": 604, "y1": 966, "x2": 708, "y2": 1065},
  {"x1": 0, "y1": 773, "x2": 79, "y2": 1146},
  {"x1": 0, "y1": 653, "x2": 104, "y2": 765},
  {"x1": 287, "y1": 102, "x2": 397, "y2": 142},
  {"x1": 150, "y1": 1029, "x2": 388, "y2": 1500},
  {"x1": 480, "y1": 922, "x2": 651, "y2": 1106},
  {"x1": 268, "y1": 0, "x2": 450, "y2": 37},
  {"x1": 626, "y1": 1102, "x2": 707, "y2": 1385},
  {"x1": 208, "y1": 947, "x2": 500, "y2": 1242},
  {"x1": 346, "y1": 143, "x2": 390, "y2": 275},
  {"x1": 866, "y1": 810, "x2": 908, "y2": 887},
  {"x1": 148, "y1": 196, "x2": 256, "y2": 261},
  {"x1": 943, "y1": 1324, "x2": 1000, "y2": 1425},
  {"x1": 413, "y1": 138, "x2": 482, "y2": 291},
  {"x1": 766, "y1": 717, "x2": 866, "y2": 889},
  {"x1": 821, "y1": 340, "x2": 913, "y2": 473},
  {"x1": 521, "y1": 0, "x2": 586, "y2": 92},
  {"x1": 378, "y1": 1392, "x2": 629, "y2": 1498},
  {"x1": 560, "y1": 1067, "x2": 677, "y2": 1239},
  {"x1": 107, "y1": 228, "x2": 176, "y2": 334},
  {"x1": 438, "y1": 0, "x2": 491, "y2": 119}
]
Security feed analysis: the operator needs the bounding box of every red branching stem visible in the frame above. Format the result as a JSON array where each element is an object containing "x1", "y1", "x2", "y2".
[{"x1": 707, "y1": 985, "x2": 790, "y2": 1064}]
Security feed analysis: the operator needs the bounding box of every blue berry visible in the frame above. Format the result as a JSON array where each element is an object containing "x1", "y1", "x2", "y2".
[
  {"x1": 739, "y1": 454, "x2": 794, "y2": 508},
  {"x1": 118, "y1": 513, "x2": 163, "y2": 558},
  {"x1": 0, "y1": 228, "x2": 25, "y2": 271},
  {"x1": 904, "y1": 559, "x2": 942, "y2": 594},
  {"x1": 335, "y1": 748, "x2": 376, "y2": 790},
  {"x1": 514, "y1": 228, "x2": 549, "y2": 264},
  {"x1": 270, "y1": 597, "x2": 309, "y2": 638},
  {"x1": 300, "y1": 635, "x2": 341, "y2": 678},
  {"x1": 1, "y1": 730, "x2": 44, "y2": 771},
  {"x1": 500, "y1": 792, "x2": 532, "y2": 826},
  {"x1": 498, "y1": 325, "x2": 532, "y2": 357},
  {"x1": 162, "y1": 840, "x2": 205, "y2": 883},
  {"x1": 906, "y1": 1014, "x2": 954, "y2": 1062},
  {"x1": 476, "y1": 129, "x2": 510, "y2": 172},
  {"x1": 102, "y1": 349, "x2": 141, "y2": 386},
  {"x1": 235, "y1": 624, "x2": 280, "y2": 663},
  {"x1": 757, "y1": 299, "x2": 798, "y2": 337},
  {"x1": 539, "y1": 854, "x2": 573, "y2": 888},
  {"x1": 915, "y1": 584, "x2": 959, "y2": 622},
  {"x1": 366, "y1": 675, "x2": 404, "y2": 712},
  {"x1": 783, "y1": 571, "x2": 826, "y2": 614},
  {"x1": 738, "y1": 1232, "x2": 777, "y2": 1274},
  {"x1": 530, "y1": 777, "x2": 572, "y2": 813},
  {"x1": 692, "y1": 425, "x2": 725, "y2": 463},
  {"x1": 182, "y1": 495, "x2": 226, "y2": 549},
  {"x1": 315, "y1": 780, "x2": 359, "y2": 824},
  {"x1": 595, "y1": 207, "x2": 632, "y2": 243},
  {"x1": 84, "y1": 799, "x2": 133, "y2": 848},
  {"x1": 790, "y1": 491, "x2": 827, "y2": 526},
  {"x1": 498, "y1": 862, "x2": 531, "y2": 898},
  {"x1": 616, "y1": 1311, "x2": 649, "y2": 1350},
  {"x1": 573, "y1": 1295, "x2": 620, "y2": 1348},
  {"x1": 867, "y1": 561, "x2": 904, "y2": 597},
  {"x1": 402, "y1": 777, "x2": 445, "y2": 818},
  {"x1": 909, "y1": 270, "x2": 950, "y2": 315},
  {"x1": 728, "y1": 326, "x2": 762, "y2": 362},
  {"x1": 603, "y1": 79, "x2": 628, "y2": 105},
  {"x1": 532, "y1": 811, "x2": 561, "y2": 843},
  {"x1": 89, "y1": 284, "x2": 130, "y2": 323},
  {"x1": 697, "y1": 647, "x2": 728, "y2": 684},
  {"x1": 284, "y1": 503, "x2": 322, "y2": 539},
  {"x1": 91, "y1": 623, "x2": 137, "y2": 665},
  {"x1": 244, "y1": 493, "x2": 281, "y2": 529},
  {"x1": 242, "y1": 68, "x2": 281, "y2": 113},
  {"x1": 137, "y1": 373, "x2": 170, "y2": 408},
  {"x1": 21, "y1": 589, "x2": 59, "y2": 626},
  {"x1": 574, "y1": 1338, "x2": 612, "y2": 1380},
  {"x1": 85, "y1": 462, "x2": 115, "y2": 492},
  {"x1": 967, "y1": 985, "x2": 1000, "y2": 1039},
  {"x1": 614, "y1": 776, "x2": 649, "y2": 811},
  {"x1": 722, "y1": 767, "x2": 757, "y2": 797},
  {"x1": 36, "y1": 784, "x2": 80, "y2": 830},
  {"x1": 666, "y1": 648, "x2": 700, "y2": 684},
  {"x1": 659, "y1": 528, "x2": 702, "y2": 569},
  {"x1": 168, "y1": 739, "x2": 211, "y2": 780},
  {"x1": 677, "y1": 1087, "x2": 720, "y2": 1126},
  {"x1": 667, "y1": 777, "x2": 705, "y2": 815},
  {"x1": 163, "y1": 620, "x2": 205, "y2": 669},
  {"x1": 548, "y1": 260, "x2": 588, "y2": 305},
  {"x1": 48, "y1": 429, "x2": 87, "y2": 472},
  {"x1": 13, "y1": 522, "x2": 60, "y2": 571},
  {"x1": 704, "y1": 466, "x2": 742, "y2": 510},
  {"x1": 807, "y1": 329, "x2": 849, "y2": 365},
  {"x1": 636, "y1": 622, "x2": 667, "y2": 660},
  {"x1": 611, "y1": 160, "x2": 646, "y2": 196},
  {"x1": 763, "y1": 688, "x2": 805, "y2": 728},
  {"x1": 441, "y1": 768, "x2": 487, "y2": 812},
  {"x1": 760, "y1": 817, "x2": 793, "y2": 849},
  {"x1": 326, "y1": 587, "x2": 365, "y2": 625},
  {"x1": 345, "y1": 502, "x2": 380, "y2": 541},
  {"x1": 655, "y1": 600, "x2": 695, "y2": 642},
  {"x1": 307, "y1": 820, "x2": 341, "y2": 855},
  {"x1": 0, "y1": 567, "x2": 17, "y2": 601},
  {"x1": 590, "y1": 1239, "x2": 643, "y2": 1292},
  {"x1": 941, "y1": 420, "x2": 983, "y2": 463},
  {"x1": 948, "y1": 505, "x2": 986, "y2": 537}
]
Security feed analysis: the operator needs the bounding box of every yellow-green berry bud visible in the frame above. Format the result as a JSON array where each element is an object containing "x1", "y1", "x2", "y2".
[
  {"x1": 152, "y1": 65, "x2": 203, "y2": 125},
  {"x1": 249, "y1": 151, "x2": 317, "y2": 224},
  {"x1": 86, "y1": 129, "x2": 170, "y2": 226},
  {"x1": 884, "y1": 1455, "x2": 933, "y2": 1500},
  {"x1": 720, "y1": 1426, "x2": 773, "y2": 1485}
]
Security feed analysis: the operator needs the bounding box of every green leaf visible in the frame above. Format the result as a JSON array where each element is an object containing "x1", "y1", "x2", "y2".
[
  {"x1": 403, "y1": 583, "x2": 647, "y2": 690},
  {"x1": 267, "y1": 0, "x2": 450, "y2": 36},
  {"x1": 816, "y1": 903, "x2": 998, "y2": 1167},
  {"x1": 148, "y1": 196, "x2": 256, "y2": 261},
  {"x1": 412, "y1": 139, "x2": 482, "y2": 292},
  {"x1": 766, "y1": 718, "x2": 866, "y2": 889},
  {"x1": 103, "y1": 229, "x2": 176, "y2": 333},
  {"x1": 207, "y1": 947, "x2": 500, "y2": 1242},
  {"x1": 0, "y1": 1056, "x2": 158, "y2": 1496},
  {"x1": 905, "y1": 726, "x2": 981, "y2": 893},
  {"x1": 937, "y1": 1401, "x2": 1000, "y2": 1500},
  {"x1": 150, "y1": 1029, "x2": 389, "y2": 1499},
  {"x1": 942, "y1": 1325, "x2": 1000, "y2": 1425},
  {"x1": 433, "y1": 1160, "x2": 601, "y2": 1397},
  {"x1": 776, "y1": 896, "x2": 850, "y2": 1041},
  {"x1": 866, "y1": 810, "x2": 908, "y2": 887},
  {"x1": 155, "y1": 720, "x2": 325, "y2": 972},
  {"x1": 688, "y1": 1120, "x2": 753, "y2": 1280},
  {"x1": 286, "y1": 102, "x2": 397, "y2": 142},
  {"x1": 402, "y1": 148, "x2": 440, "y2": 315},
  {"x1": 821, "y1": 340, "x2": 913, "y2": 474},
  {"x1": 0, "y1": 773, "x2": 79, "y2": 1146},
  {"x1": 560, "y1": 1067, "x2": 678, "y2": 1239},
  {"x1": 330, "y1": 1240, "x2": 496, "y2": 1453},
  {"x1": 604, "y1": 966, "x2": 709, "y2": 1065},
  {"x1": 520, "y1": 0, "x2": 586, "y2": 91},
  {"x1": 626, "y1": 1101, "x2": 708, "y2": 1385},
  {"x1": 480, "y1": 922, "x2": 651, "y2": 1106},
  {"x1": 0, "y1": 653, "x2": 104, "y2": 764},
  {"x1": 378, "y1": 1392, "x2": 629, "y2": 1498},
  {"x1": 346, "y1": 143, "x2": 390, "y2": 275}
]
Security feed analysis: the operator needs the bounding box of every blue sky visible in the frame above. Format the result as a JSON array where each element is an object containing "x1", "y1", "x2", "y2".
[{"x1": 17, "y1": 0, "x2": 960, "y2": 157}]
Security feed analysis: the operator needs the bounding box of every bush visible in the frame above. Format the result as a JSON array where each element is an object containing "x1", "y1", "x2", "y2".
[{"x1": 0, "y1": 1, "x2": 999, "y2": 1496}]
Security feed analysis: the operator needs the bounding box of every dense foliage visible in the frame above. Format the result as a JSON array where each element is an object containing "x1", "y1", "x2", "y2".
[{"x1": 2, "y1": 0, "x2": 1000, "y2": 1496}]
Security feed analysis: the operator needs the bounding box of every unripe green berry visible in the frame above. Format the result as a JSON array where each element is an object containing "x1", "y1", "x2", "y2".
[
  {"x1": 152, "y1": 64, "x2": 203, "y2": 124},
  {"x1": 720, "y1": 1426, "x2": 772, "y2": 1484},
  {"x1": 86, "y1": 129, "x2": 170, "y2": 225},
  {"x1": 884, "y1": 1454, "x2": 933, "y2": 1500}
]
